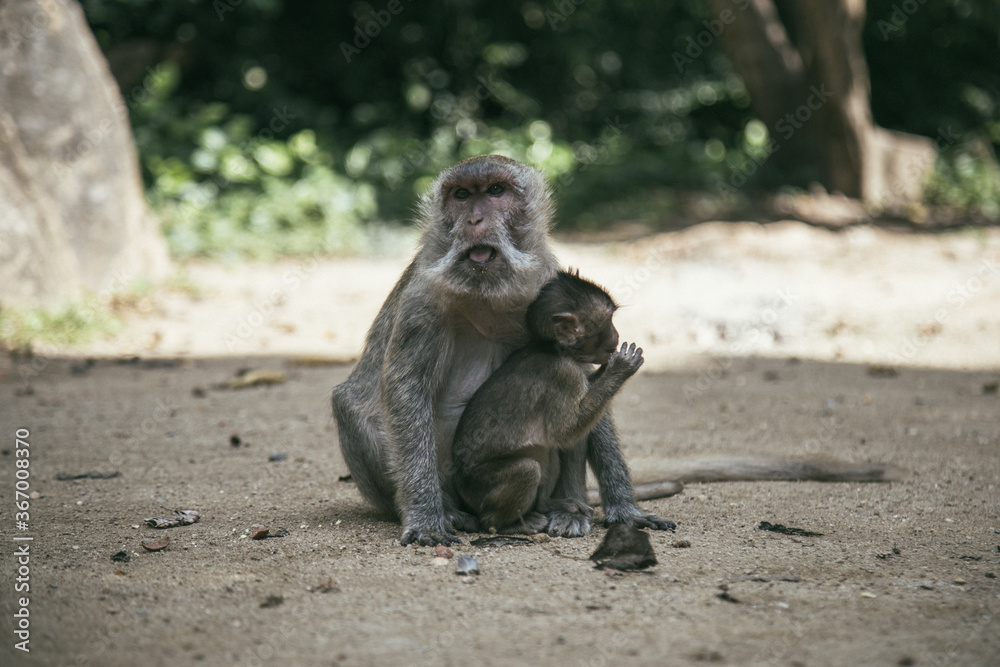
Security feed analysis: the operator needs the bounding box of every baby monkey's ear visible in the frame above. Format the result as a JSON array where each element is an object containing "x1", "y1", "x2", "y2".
[{"x1": 551, "y1": 312, "x2": 582, "y2": 348}]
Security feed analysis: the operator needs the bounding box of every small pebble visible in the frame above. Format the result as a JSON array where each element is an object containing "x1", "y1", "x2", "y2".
[
  {"x1": 433, "y1": 546, "x2": 453, "y2": 559},
  {"x1": 431, "y1": 557, "x2": 449, "y2": 567},
  {"x1": 672, "y1": 539, "x2": 692, "y2": 548},
  {"x1": 860, "y1": 591, "x2": 877, "y2": 598},
  {"x1": 954, "y1": 578, "x2": 966, "y2": 585},
  {"x1": 456, "y1": 555, "x2": 479, "y2": 576}
]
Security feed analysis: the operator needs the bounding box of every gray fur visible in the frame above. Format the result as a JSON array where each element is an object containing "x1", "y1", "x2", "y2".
[{"x1": 332, "y1": 155, "x2": 558, "y2": 546}]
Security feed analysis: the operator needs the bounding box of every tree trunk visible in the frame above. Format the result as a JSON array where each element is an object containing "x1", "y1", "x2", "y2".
[
  {"x1": 709, "y1": 0, "x2": 936, "y2": 205},
  {"x1": 0, "y1": 0, "x2": 169, "y2": 308},
  {"x1": 705, "y1": 0, "x2": 821, "y2": 174}
]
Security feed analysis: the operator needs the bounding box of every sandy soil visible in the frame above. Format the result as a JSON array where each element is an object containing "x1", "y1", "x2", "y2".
[{"x1": 1, "y1": 220, "x2": 998, "y2": 666}]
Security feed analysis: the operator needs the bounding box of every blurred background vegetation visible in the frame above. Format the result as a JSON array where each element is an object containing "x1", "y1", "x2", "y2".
[{"x1": 81, "y1": 0, "x2": 1000, "y2": 260}]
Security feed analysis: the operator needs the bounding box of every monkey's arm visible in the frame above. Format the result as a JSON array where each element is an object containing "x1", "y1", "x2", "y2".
[
  {"x1": 381, "y1": 302, "x2": 456, "y2": 546},
  {"x1": 546, "y1": 344, "x2": 640, "y2": 449},
  {"x1": 587, "y1": 414, "x2": 676, "y2": 530}
]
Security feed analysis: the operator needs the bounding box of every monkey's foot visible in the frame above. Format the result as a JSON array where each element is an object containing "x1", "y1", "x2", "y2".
[
  {"x1": 538, "y1": 497, "x2": 594, "y2": 519},
  {"x1": 546, "y1": 510, "x2": 592, "y2": 538},
  {"x1": 605, "y1": 504, "x2": 676, "y2": 532},
  {"x1": 489, "y1": 512, "x2": 549, "y2": 535},
  {"x1": 400, "y1": 525, "x2": 462, "y2": 547},
  {"x1": 445, "y1": 507, "x2": 479, "y2": 533}
]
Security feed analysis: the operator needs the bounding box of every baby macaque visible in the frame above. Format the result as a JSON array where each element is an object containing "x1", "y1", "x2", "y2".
[{"x1": 453, "y1": 270, "x2": 672, "y2": 536}]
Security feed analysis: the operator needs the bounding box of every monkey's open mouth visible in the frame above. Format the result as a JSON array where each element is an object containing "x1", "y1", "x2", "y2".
[{"x1": 466, "y1": 245, "x2": 498, "y2": 267}]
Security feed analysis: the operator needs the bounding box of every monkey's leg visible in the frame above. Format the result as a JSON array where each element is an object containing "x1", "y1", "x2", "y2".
[
  {"x1": 539, "y1": 442, "x2": 593, "y2": 537},
  {"x1": 471, "y1": 457, "x2": 548, "y2": 535},
  {"x1": 588, "y1": 414, "x2": 676, "y2": 531},
  {"x1": 331, "y1": 383, "x2": 397, "y2": 518}
]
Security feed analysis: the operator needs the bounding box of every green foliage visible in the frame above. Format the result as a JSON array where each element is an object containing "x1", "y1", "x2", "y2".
[
  {"x1": 129, "y1": 60, "x2": 377, "y2": 259},
  {"x1": 0, "y1": 302, "x2": 121, "y2": 353},
  {"x1": 926, "y1": 142, "x2": 1000, "y2": 220},
  {"x1": 81, "y1": 0, "x2": 1000, "y2": 250}
]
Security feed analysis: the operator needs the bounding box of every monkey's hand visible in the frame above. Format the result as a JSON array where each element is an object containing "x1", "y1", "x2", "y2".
[
  {"x1": 604, "y1": 504, "x2": 676, "y2": 532},
  {"x1": 400, "y1": 504, "x2": 462, "y2": 546},
  {"x1": 400, "y1": 522, "x2": 462, "y2": 547},
  {"x1": 606, "y1": 342, "x2": 644, "y2": 378}
]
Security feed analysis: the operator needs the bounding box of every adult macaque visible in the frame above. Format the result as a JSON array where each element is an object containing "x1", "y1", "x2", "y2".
[
  {"x1": 332, "y1": 155, "x2": 664, "y2": 546},
  {"x1": 453, "y1": 270, "x2": 674, "y2": 536}
]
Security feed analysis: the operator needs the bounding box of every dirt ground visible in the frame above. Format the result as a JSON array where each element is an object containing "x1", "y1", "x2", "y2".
[{"x1": 1, "y1": 221, "x2": 999, "y2": 666}]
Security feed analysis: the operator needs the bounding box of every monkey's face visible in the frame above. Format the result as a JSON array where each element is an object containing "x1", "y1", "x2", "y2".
[
  {"x1": 421, "y1": 156, "x2": 554, "y2": 305},
  {"x1": 551, "y1": 310, "x2": 620, "y2": 365},
  {"x1": 573, "y1": 316, "x2": 620, "y2": 365},
  {"x1": 444, "y1": 179, "x2": 523, "y2": 269}
]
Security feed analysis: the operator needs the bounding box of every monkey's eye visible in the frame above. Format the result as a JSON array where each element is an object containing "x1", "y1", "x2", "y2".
[
  {"x1": 454, "y1": 188, "x2": 471, "y2": 200},
  {"x1": 487, "y1": 183, "x2": 505, "y2": 196}
]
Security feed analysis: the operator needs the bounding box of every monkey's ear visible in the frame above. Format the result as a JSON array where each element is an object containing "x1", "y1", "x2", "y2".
[{"x1": 551, "y1": 312, "x2": 581, "y2": 346}]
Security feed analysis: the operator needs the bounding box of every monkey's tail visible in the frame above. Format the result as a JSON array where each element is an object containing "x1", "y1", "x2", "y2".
[{"x1": 587, "y1": 455, "x2": 904, "y2": 504}]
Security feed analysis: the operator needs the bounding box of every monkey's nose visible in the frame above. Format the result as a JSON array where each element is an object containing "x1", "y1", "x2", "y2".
[{"x1": 468, "y1": 217, "x2": 483, "y2": 226}]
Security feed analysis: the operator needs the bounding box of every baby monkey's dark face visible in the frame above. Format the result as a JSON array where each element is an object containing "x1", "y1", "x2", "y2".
[
  {"x1": 569, "y1": 309, "x2": 620, "y2": 365},
  {"x1": 526, "y1": 270, "x2": 623, "y2": 366}
]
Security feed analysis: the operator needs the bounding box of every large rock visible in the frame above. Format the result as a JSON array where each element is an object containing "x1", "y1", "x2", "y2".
[{"x1": 0, "y1": 0, "x2": 169, "y2": 307}]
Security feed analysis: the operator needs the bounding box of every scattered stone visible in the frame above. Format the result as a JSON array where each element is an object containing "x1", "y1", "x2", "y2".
[
  {"x1": 268, "y1": 453, "x2": 287, "y2": 462},
  {"x1": 758, "y1": 521, "x2": 823, "y2": 537},
  {"x1": 260, "y1": 595, "x2": 284, "y2": 608},
  {"x1": 111, "y1": 550, "x2": 131, "y2": 563},
  {"x1": 144, "y1": 509, "x2": 200, "y2": 528},
  {"x1": 249, "y1": 525, "x2": 269, "y2": 540},
  {"x1": 56, "y1": 471, "x2": 121, "y2": 481},
  {"x1": 222, "y1": 368, "x2": 286, "y2": 390},
  {"x1": 431, "y1": 557, "x2": 450, "y2": 567},
  {"x1": 469, "y1": 535, "x2": 534, "y2": 547},
  {"x1": 867, "y1": 364, "x2": 899, "y2": 378},
  {"x1": 747, "y1": 574, "x2": 801, "y2": 583},
  {"x1": 433, "y1": 546, "x2": 453, "y2": 559},
  {"x1": 716, "y1": 584, "x2": 741, "y2": 604},
  {"x1": 590, "y1": 524, "x2": 657, "y2": 571},
  {"x1": 455, "y1": 555, "x2": 479, "y2": 575},
  {"x1": 70, "y1": 359, "x2": 95, "y2": 375},
  {"x1": 141, "y1": 536, "x2": 170, "y2": 552},
  {"x1": 672, "y1": 539, "x2": 692, "y2": 548},
  {"x1": 230, "y1": 435, "x2": 242, "y2": 447},
  {"x1": 307, "y1": 578, "x2": 338, "y2": 593}
]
